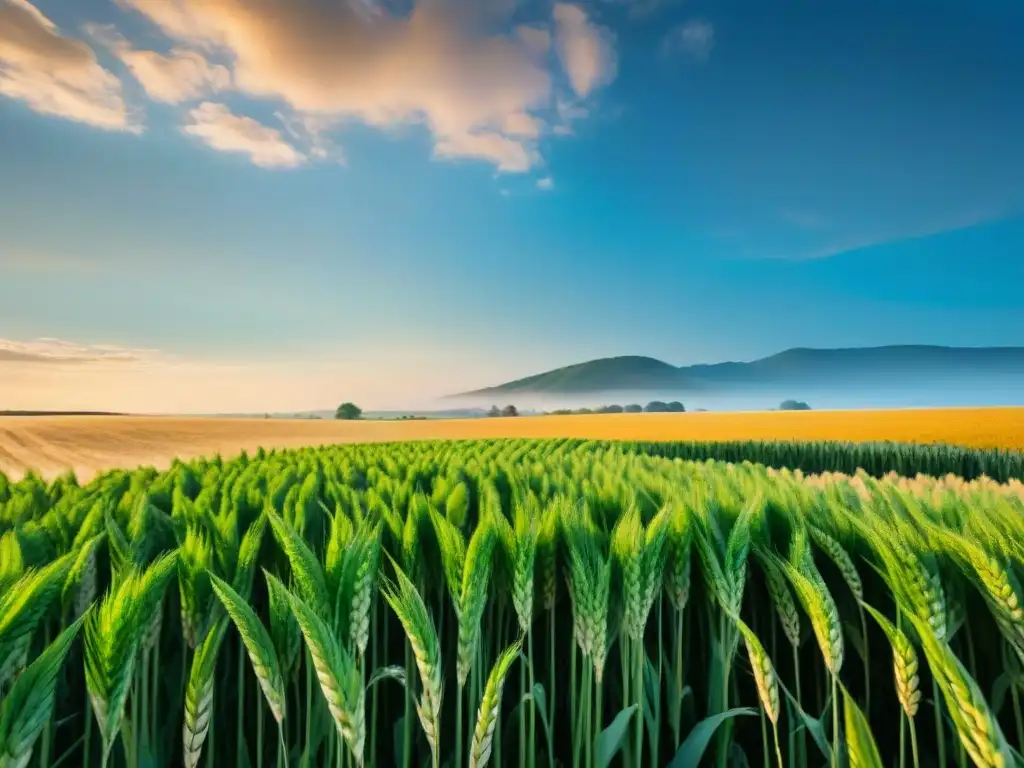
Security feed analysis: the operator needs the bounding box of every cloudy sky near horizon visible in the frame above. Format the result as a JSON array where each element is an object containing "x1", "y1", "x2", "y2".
[{"x1": 2, "y1": 0, "x2": 1024, "y2": 412}]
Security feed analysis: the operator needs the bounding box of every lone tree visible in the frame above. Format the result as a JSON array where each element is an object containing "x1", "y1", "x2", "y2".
[
  {"x1": 501, "y1": 404, "x2": 519, "y2": 417},
  {"x1": 335, "y1": 402, "x2": 363, "y2": 420},
  {"x1": 487, "y1": 405, "x2": 502, "y2": 417},
  {"x1": 779, "y1": 399, "x2": 811, "y2": 411},
  {"x1": 666, "y1": 401, "x2": 686, "y2": 413}
]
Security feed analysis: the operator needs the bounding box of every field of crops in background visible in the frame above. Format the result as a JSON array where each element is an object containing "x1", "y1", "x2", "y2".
[
  {"x1": 2, "y1": 437, "x2": 1024, "y2": 768},
  {"x1": 4, "y1": 407, "x2": 1024, "y2": 481}
]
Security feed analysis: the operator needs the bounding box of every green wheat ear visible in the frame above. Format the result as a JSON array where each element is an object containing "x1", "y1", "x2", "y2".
[
  {"x1": 0, "y1": 611, "x2": 88, "y2": 768},
  {"x1": 470, "y1": 639, "x2": 523, "y2": 768},
  {"x1": 0, "y1": 552, "x2": 74, "y2": 687},
  {"x1": 902, "y1": 609, "x2": 1013, "y2": 768},
  {"x1": 209, "y1": 572, "x2": 287, "y2": 724},
  {"x1": 232, "y1": 512, "x2": 267, "y2": 598},
  {"x1": 843, "y1": 688, "x2": 885, "y2": 768},
  {"x1": 265, "y1": 570, "x2": 366, "y2": 765},
  {"x1": 60, "y1": 533, "x2": 105, "y2": 621},
  {"x1": 380, "y1": 555, "x2": 443, "y2": 767},
  {"x1": 85, "y1": 553, "x2": 177, "y2": 764},
  {"x1": 265, "y1": 507, "x2": 331, "y2": 617},
  {"x1": 730, "y1": 615, "x2": 780, "y2": 726},
  {"x1": 182, "y1": 614, "x2": 230, "y2": 768},
  {"x1": 0, "y1": 531, "x2": 25, "y2": 597}
]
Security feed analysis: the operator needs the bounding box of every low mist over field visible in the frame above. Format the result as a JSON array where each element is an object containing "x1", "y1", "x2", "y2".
[{"x1": 447, "y1": 345, "x2": 1024, "y2": 413}]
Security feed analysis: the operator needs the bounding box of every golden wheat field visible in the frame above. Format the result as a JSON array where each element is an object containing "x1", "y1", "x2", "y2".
[{"x1": 1, "y1": 406, "x2": 1022, "y2": 480}]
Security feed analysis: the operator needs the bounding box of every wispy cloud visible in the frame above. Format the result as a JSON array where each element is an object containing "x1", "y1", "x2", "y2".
[
  {"x1": 0, "y1": 0, "x2": 137, "y2": 130},
  {"x1": 662, "y1": 20, "x2": 715, "y2": 61},
  {"x1": 87, "y1": 24, "x2": 230, "y2": 104},
  {"x1": 745, "y1": 209, "x2": 1003, "y2": 261},
  {"x1": 276, "y1": 111, "x2": 345, "y2": 164},
  {"x1": 554, "y1": 3, "x2": 618, "y2": 100},
  {"x1": 0, "y1": 338, "x2": 161, "y2": 365},
  {"x1": 183, "y1": 102, "x2": 307, "y2": 169},
  {"x1": 537, "y1": 176, "x2": 554, "y2": 190}
]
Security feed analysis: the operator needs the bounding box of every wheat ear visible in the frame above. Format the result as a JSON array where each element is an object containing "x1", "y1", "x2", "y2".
[
  {"x1": 843, "y1": 688, "x2": 885, "y2": 768},
  {"x1": 730, "y1": 616, "x2": 780, "y2": 725},
  {"x1": 0, "y1": 612, "x2": 88, "y2": 768},
  {"x1": 0, "y1": 553, "x2": 74, "y2": 687},
  {"x1": 771, "y1": 553, "x2": 844, "y2": 677},
  {"x1": 381, "y1": 556, "x2": 443, "y2": 768},
  {"x1": 470, "y1": 640, "x2": 523, "y2": 768},
  {"x1": 904, "y1": 610, "x2": 1012, "y2": 768},
  {"x1": 86, "y1": 554, "x2": 177, "y2": 765},
  {"x1": 265, "y1": 507, "x2": 331, "y2": 617},
  {"x1": 266, "y1": 570, "x2": 366, "y2": 765},
  {"x1": 182, "y1": 615, "x2": 230, "y2": 768},
  {"x1": 209, "y1": 573, "x2": 287, "y2": 724},
  {"x1": 861, "y1": 603, "x2": 920, "y2": 718}
]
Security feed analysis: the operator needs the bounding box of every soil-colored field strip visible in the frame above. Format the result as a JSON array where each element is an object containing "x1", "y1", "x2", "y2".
[{"x1": 1, "y1": 407, "x2": 1022, "y2": 480}]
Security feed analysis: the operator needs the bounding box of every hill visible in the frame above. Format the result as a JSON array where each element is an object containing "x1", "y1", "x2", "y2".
[
  {"x1": 468, "y1": 355, "x2": 695, "y2": 395},
  {"x1": 452, "y1": 345, "x2": 1024, "y2": 400}
]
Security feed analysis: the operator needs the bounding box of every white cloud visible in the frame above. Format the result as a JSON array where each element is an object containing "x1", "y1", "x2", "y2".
[
  {"x1": 553, "y1": 3, "x2": 617, "y2": 99},
  {"x1": 537, "y1": 176, "x2": 554, "y2": 190},
  {"x1": 89, "y1": 24, "x2": 229, "y2": 104},
  {"x1": 115, "y1": 0, "x2": 616, "y2": 173},
  {"x1": 276, "y1": 110, "x2": 345, "y2": 163},
  {"x1": 183, "y1": 102, "x2": 306, "y2": 168},
  {"x1": 503, "y1": 111, "x2": 543, "y2": 138},
  {"x1": 552, "y1": 97, "x2": 589, "y2": 135},
  {"x1": 0, "y1": 0, "x2": 136, "y2": 130},
  {"x1": 663, "y1": 20, "x2": 714, "y2": 61},
  {"x1": 0, "y1": 337, "x2": 158, "y2": 365},
  {"x1": 434, "y1": 130, "x2": 539, "y2": 172},
  {"x1": 516, "y1": 25, "x2": 551, "y2": 58}
]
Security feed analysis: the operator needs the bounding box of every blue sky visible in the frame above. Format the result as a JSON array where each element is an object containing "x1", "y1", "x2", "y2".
[{"x1": 2, "y1": 0, "x2": 1023, "y2": 412}]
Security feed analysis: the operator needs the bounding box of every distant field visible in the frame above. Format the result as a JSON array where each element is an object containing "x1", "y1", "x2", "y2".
[{"x1": 1, "y1": 406, "x2": 1023, "y2": 480}]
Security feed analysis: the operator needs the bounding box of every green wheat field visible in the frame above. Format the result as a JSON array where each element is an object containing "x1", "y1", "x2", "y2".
[{"x1": 2, "y1": 438, "x2": 1024, "y2": 768}]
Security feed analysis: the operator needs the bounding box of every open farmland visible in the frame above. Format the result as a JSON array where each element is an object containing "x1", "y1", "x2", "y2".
[
  {"x1": 2, "y1": 406, "x2": 1024, "y2": 480},
  {"x1": 2, "y1": 438, "x2": 1024, "y2": 768}
]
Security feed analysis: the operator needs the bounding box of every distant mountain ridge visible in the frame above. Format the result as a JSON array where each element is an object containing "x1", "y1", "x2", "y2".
[{"x1": 453, "y1": 345, "x2": 1024, "y2": 397}]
